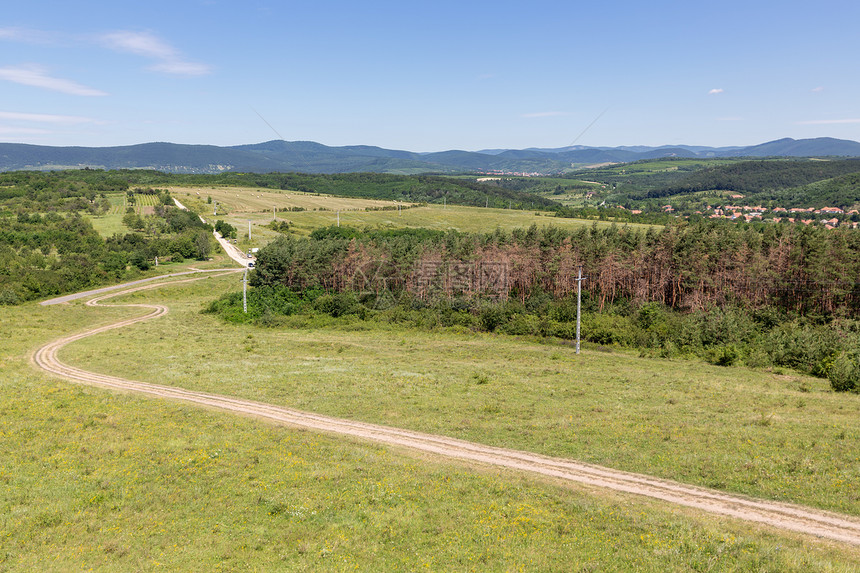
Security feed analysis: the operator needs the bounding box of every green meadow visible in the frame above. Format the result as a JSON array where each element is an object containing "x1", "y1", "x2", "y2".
[
  {"x1": 166, "y1": 186, "x2": 653, "y2": 239},
  {"x1": 61, "y1": 275, "x2": 860, "y2": 517},
  {"x1": 2, "y1": 277, "x2": 860, "y2": 570},
  {"x1": 6, "y1": 182, "x2": 859, "y2": 571},
  {"x1": 87, "y1": 192, "x2": 175, "y2": 238}
]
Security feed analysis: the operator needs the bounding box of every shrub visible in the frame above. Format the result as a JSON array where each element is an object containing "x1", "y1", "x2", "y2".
[
  {"x1": 479, "y1": 304, "x2": 508, "y2": 332},
  {"x1": 704, "y1": 344, "x2": 739, "y2": 367},
  {"x1": 130, "y1": 250, "x2": 150, "y2": 271},
  {"x1": 763, "y1": 322, "x2": 843, "y2": 375},
  {"x1": 582, "y1": 313, "x2": 632, "y2": 346},
  {"x1": 499, "y1": 313, "x2": 540, "y2": 336},
  {"x1": 543, "y1": 320, "x2": 576, "y2": 340},
  {"x1": 829, "y1": 350, "x2": 860, "y2": 392},
  {"x1": 313, "y1": 292, "x2": 360, "y2": 318},
  {"x1": 0, "y1": 289, "x2": 21, "y2": 305}
]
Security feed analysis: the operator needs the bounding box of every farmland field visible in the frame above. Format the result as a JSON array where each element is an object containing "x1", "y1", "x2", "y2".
[
  {"x1": 167, "y1": 185, "x2": 403, "y2": 214},
  {"x1": 87, "y1": 193, "x2": 167, "y2": 237},
  {"x1": 167, "y1": 185, "x2": 652, "y2": 240},
  {"x1": 82, "y1": 186, "x2": 654, "y2": 243},
  {"x1": 3, "y1": 275, "x2": 860, "y2": 570}
]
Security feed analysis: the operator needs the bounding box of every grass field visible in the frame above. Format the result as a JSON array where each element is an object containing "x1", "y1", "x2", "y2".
[
  {"x1": 168, "y1": 186, "x2": 402, "y2": 215},
  {"x1": 590, "y1": 159, "x2": 740, "y2": 177},
  {"x1": 59, "y1": 275, "x2": 860, "y2": 518},
  {"x1": 167, "y1": 185, "x2": 652, "y2": 245},
  {"x1": 86, "y1": 193, "x2": 167, "y2": 237},
  {"x1": 83, "y1": 186, "x2": 653, "y2": 243},
  {"x1": 88, "y1": 212, "x2": 127, "y2": 237},
  {"x1": 3, "y1": 277, "x2": 860, "y2": 570}
]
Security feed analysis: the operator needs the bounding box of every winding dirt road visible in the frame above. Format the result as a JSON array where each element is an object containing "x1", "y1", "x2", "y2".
[{"x1": 31, "y1": 277, "x2": 860, "y2": 546}]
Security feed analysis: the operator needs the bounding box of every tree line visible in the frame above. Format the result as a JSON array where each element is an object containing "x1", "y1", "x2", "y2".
[
  {"x1": 218, "y1": 221, "x2": 860, "y2": 391},
  {"x1": 250, "y1": 221, "x2": 860, "y2": 317}
]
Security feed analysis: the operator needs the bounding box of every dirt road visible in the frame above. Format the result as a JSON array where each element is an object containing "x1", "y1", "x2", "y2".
[
  {"x1": 213, "y1": 231, "x2": 254, "y2": 267},
  {"x1": 31, "y1": 277, "x2": 860, "y2": 546},
  {"x1": 173, "y1": 196, "x2": 254, "y2": 267}
]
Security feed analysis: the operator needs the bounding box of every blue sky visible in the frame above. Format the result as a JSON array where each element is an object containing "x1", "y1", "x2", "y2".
[{"x1": 1, "y1": 0, "x2": 859, "y2": 151}]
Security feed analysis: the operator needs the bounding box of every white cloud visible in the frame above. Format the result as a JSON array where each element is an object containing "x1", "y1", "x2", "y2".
[
  {"x1": 812, "y1": 86, "x2": 825, "y2": 93},
  {"x1": 102, "y1": 31, "x2": 176, "y2": 60},
  {"x1": 0, "y1": 111, "x2": 96, "y2": 124},
  {"x1": 708, "y1": 88, "x2": 724, "y2": 95},
  {"x1": 101, "y1": 31, "x2": 211, "y2": 76},
  {"x1": 797, "y1": 118, "x2": 860, "y2": 125},
  {"x1": 0, "y1": 65, "x2": 107, "y2": 96},
  {"x1": 0, "y1": 126, "x2": 50, "y2": 135},
  {"x1": 150, "y1": 60, "x2": 213, "y2": 76},
  {"x1": 0, "y1": 27, "x2": 54, "y2": 43},
  {"x1": 522, "y1": 111, "x2": 569, "y2": 118}
]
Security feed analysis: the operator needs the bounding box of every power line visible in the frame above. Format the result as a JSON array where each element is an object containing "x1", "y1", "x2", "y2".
[
  {"x1": 567, "y1": 107, "x2": 609, "y2": 148},
  {"x1": 251, "y1": 107, "x2": 284, "y2": 141}
]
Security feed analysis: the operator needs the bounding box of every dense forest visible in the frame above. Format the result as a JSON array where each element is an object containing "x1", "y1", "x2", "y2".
[
  {"x1": 245, "y1": 222, "x2": 860, "y2": 316},
  {"x1": 207, "y1": 222, "x2": 860, "y2": 391}
]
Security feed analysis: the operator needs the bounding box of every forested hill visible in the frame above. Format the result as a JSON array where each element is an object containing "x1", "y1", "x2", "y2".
[
  {"x1": 2, "y1": 137, "x2": 860, "y2": 175},
  {"x1": 583, "y1": 158, "x2": 860, "y2": 208},
  {"x1": 0, "y1": 170, "x2": 561, "y2": 211},
  {"x1": 641, "y1": 159, "x2": 860, "y2": 198}
]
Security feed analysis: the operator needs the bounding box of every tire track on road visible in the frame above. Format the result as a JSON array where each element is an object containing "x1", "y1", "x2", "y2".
[{"x1": 30, "y1": 277, "x2": 860, "y2": 546}]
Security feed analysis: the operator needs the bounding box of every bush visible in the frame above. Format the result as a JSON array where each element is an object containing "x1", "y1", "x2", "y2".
[
  {"x1": 0, "y1": 289, "x2": 21, "y2": 305},
  {"x1": 215, "y1": 219, "x2": 237, "y2": 239},
  {"x1": 541, "y1": 320, "x2": 575, "y2": 339},
  {"x1": 498, "y1": 313, "x2": 540, "y2": 336},
  {"x1": 763, "y1": 322, "x2": 843, "y2": 376},
  {"x1": 479, "y1": 304, "x2": 508, "y2": 332},
  {"x1": 313, "y1": 292, "x2": 360, "y2": 318},
  {"x1": 829, "y1": 350, "x2": 860, "y2": 392},
  {"x1": 130, "y1": 250, "x2": 150, "y2": 271},
  {"x1": 704, "y1": 344, "x2": 739, "y2": 367},
  {"x1": 582, "y1": 313, "x2": 632, "y2": 346}
]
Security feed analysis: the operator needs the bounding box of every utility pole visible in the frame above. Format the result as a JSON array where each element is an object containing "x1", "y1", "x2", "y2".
[
  {"x1": 248, "y1": 220, "x2": 251, "y2": 241},
  {"x1": 242, "y1": 267, "x2": 248, "y2": 313},
  {"x1": 273, "y1": 206, "x2": 276, "y2": 221},
  {"x1": 337, "y1": 211, "x2": 340, "y2": 227},
  {"x1": 213, "y1": 200, "x2": 217, "y2": 216},
  {"x1": 576, "y1": 265, "x2": 587, "y2": 354}
]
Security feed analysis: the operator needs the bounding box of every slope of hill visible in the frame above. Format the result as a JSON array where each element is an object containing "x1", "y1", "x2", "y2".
[
  {"x1": 637, "y1": 158, "x2": 860, "y2": 199},
  {"x1": 727, "y1": 137, "x2": 860, "y2": 158},
  {"x1": 1, "y1": 137, "x2": 859, "y2": 175}
]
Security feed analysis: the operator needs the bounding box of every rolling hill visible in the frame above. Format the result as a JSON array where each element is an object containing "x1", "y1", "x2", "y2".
[{"x1": 1, "y1": 137, "x2": 859, "y2": 175}]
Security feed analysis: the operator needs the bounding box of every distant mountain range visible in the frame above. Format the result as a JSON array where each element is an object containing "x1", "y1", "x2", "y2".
[{"x1": 2, "y1": 137, "x2": 859, "y2": 175}]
